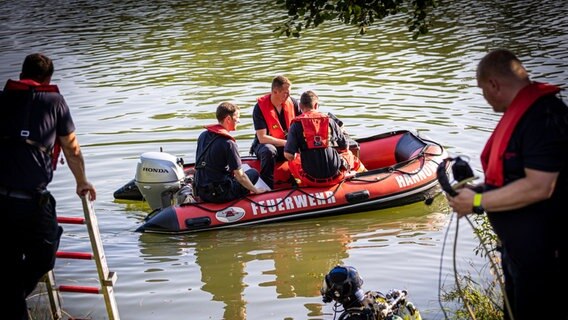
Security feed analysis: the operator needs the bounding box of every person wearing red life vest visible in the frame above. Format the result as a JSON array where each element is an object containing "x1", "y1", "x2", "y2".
[
  {"x1": 284, "y1": 91, "x2": 365, "y2": 187},
  {"x1": 250, "y1": 75, "x2": 301, "y2": 189},
  {"x1": 0, "y1": 53, "x2": 96, "y2": 320},
  {"x1": 447, "y1": 49, "x2": 568, "y2": 320},
  {"x1": 194, "y1": 102, "x2": 267, "y2": 203}
]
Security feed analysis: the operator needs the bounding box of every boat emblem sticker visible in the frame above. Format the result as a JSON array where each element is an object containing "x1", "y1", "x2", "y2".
[{"x1": 215, "y1": 207, "x2": 245, "y2": 223}]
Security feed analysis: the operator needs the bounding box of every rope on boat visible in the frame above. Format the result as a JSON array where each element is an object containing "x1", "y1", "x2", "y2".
[
  {"x1": 184, "y1": 139, "x2": 445, "y2": 214},
  {"x1": 188, "y1": 180, "x2": 347, "y2": 213}
]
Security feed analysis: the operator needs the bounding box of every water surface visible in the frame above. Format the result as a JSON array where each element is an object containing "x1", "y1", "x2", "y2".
[{"x1": 1, "y1": 0, "x2": 567, "y2": 319}]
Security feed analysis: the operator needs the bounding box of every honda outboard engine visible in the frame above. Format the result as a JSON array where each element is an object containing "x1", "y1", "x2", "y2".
[{"x1": 135, "y1": 152, "x2": 185, "y2": 211}]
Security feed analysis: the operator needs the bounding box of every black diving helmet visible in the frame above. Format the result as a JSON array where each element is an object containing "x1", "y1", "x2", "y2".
[{"x1": 321, "y1": 265, "x2": 365, "y2": 306}]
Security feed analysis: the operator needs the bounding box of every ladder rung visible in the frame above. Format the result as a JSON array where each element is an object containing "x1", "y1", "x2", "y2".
[
  {"x1": 57, "y1": 216, "x2": 86, "y2": 224},
  {"x1": 57, "y1": 251, "x2": 94, "y2": 260},
  {"x1": 46, "y1": 193, "x2": 120, "y2": 319},
  {"x1": 58, "y1": 285, "x2": 101, "y2": 294}
]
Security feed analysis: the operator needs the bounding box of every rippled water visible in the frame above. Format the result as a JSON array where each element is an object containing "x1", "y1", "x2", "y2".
[{"x1": 1, "y1": 0, "x2": 567, "y2": 319}]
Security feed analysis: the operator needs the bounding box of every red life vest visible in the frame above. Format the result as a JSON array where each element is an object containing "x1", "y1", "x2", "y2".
[
  {"x1": 288, "y1": 111, "x2": 343, "y2": 187},
  {"x1": 292, "y1": 111, "x2": 330, "y2": 149},
  {"x1": 5, "y1": 79, "x2": 60, "y2": 93},
  {"x1": 257, "y1": 93, "x2": 296, "y2": 139},
  {"x1": 3, "y1": 79, "x2": 62, "y2": 170},
  {"x1": 480, "y1": 82, "x2": 561, "y2": 187},
  {"x1": 204, "y1": 124, "x2": 235, "y2": 141}
]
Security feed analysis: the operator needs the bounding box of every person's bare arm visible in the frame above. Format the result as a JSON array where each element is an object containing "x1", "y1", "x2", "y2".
[
  {"x1": 256, "y1": 128, "x2": 287, "y2": 147},
  {"x1": 448, "y1": 168, "x2": 558, "y2": 218},
  {"x1": 233, "y1": 168, "x2": 267, "y2": 194},
  {"x1": 58, "y1": 132, "x2": 97, "y2": 201}
]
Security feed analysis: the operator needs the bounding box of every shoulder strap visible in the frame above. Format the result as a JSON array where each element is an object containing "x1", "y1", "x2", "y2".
[
  {"x1": 22, "y1": 88, "x2": 53, "y2": 154},
  {"x1": 21, "y1": 88, "x2": 36, "y2": 143},
  {"x1": 193, "y1": 135, "x2": 227, "y2": 189},
  {"x1": 194, "y1": 135, "x2": 222, "y2": 171}
]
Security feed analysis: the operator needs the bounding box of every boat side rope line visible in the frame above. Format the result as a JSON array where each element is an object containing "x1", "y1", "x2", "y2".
[
  {"x1": 353, "y1": 138, "x2": 443, "y2": 181},
  {"x1": 188, "y1": 180, "x2": 346, "y2": 213},
  {"x1": 186, "y1": 141, "x2": 444, "y2": 213},
  {"x1": 351, "y1": 151, "x2": 430, "y2": 183},
  {"x1": 421, "y1": 138, "x2": 444, "y2": 155},
  {"x1": 244, "y1": 181, "x2": 345, "y2": 208}
]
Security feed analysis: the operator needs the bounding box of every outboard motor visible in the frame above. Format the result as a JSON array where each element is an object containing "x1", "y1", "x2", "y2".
[{"x1": 135, "y1": 152, "x2": 185, "y2": 211}]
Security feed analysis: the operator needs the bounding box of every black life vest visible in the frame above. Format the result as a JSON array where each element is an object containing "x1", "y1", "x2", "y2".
[{"x1": 1, "y1": 79, "x2": 62, "y2": 170}]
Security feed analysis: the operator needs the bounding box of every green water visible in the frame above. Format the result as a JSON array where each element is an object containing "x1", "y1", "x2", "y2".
[{"x1": 1, "y1": 0, "x2": 567, "y2": 319}]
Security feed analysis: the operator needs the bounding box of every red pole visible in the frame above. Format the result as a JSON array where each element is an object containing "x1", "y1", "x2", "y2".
[
  {"x1": 58, "y1": 285, "x2": 101, "y2": 294},
  {"x1": 57, "y1": 216, "x2": 85, "y2": 224},
  {"x1": 56, "y1": 251, "x2": 94, "y2": 260}
]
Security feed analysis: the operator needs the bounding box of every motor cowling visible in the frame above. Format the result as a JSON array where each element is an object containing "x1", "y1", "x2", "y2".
[{"x1": 135, "y1": 152, "x2": 185, "y2": 211}]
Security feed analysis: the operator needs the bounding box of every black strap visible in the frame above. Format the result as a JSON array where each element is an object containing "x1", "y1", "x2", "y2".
[
  {"x1": 193, "y1": 135, "x2": 223, "y2": 190},
  {"x1": 194, "y1": 135, "x2": 220, "y2": 170},
  {"x1": 21, "y1": 88, "x2": 34, "y2": 142}
]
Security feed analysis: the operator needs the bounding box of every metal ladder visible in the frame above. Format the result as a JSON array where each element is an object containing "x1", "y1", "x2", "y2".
[{"x1": 44, "y1": 193, "x2": 119, "y2": 319}]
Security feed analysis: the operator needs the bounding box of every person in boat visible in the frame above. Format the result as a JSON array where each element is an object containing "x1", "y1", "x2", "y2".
[
  {"x1": 194, "y1": 102, "x2": 268, "y2": 203},
  {"x1": 0, "y1": 53, "x2": 97, "y2": 320},
  {"x1": 284, "y1": 90, "x2": 365, "y2": 187},
  {"x1": 250, "y1": 75, "x2": 301, "y2": 189},
  {"x1": 447, "y1": 48, "x2": 568, "y2": 320}
]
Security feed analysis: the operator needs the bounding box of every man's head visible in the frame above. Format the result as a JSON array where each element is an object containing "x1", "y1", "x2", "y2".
[
  {"x1": 299, "y1": 90, "x2": 318, "y2": 112},
  {"x1": 216, "y1": 102, "x2": 240, "y2": 131},
  {"x1": 476, "y1": 48, "x2": 530, "y2": 112},
  {"x1": 20, "y1": 53, "x2": 54, "y2": 84},
  {"x1": 271, "y1": 75, "x2": 291, "y2": 106}
]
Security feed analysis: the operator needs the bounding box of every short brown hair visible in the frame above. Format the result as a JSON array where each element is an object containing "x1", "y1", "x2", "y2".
[
  {"x1": 271, "y1": 75, "x2": 291, "y2": 91},
  {"x1": 477, "y1": 48, "x2": 528, "y2": 82},
  {"x1": 21, "y1": 53, "x2": 54, "y2": 83},
  {"x1": 216, "y1": 102, "x2": 239, "y2": 122},
  {"x1": 300, "y1": 90, "x2": 318, "y2": 109}
]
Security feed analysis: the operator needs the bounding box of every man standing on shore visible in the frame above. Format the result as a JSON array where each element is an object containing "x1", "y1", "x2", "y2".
[
  {"x1": 0, "y1": 53, "x2": 96, "y2": 319},
  {"x1": 448, "y1": 48, "x2": 567, "y2": 320}
]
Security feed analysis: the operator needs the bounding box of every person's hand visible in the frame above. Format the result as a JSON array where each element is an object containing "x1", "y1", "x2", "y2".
[
  {"x1": 447, "y1": 187, "x2": 475, "y2": 218},
  {"x1": 77, "y1": 181, "x2": 96, "y2": 201},
  {"x1": 253, "y1": 187, "x2": 268, "y2": 195}
]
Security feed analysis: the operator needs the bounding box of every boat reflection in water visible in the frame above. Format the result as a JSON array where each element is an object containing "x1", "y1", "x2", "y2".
[{"x1": 136, "y1": 200, "x2": 447, "y2": 320}]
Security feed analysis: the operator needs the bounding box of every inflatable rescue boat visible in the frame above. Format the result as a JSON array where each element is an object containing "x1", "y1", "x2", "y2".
[{"x1": 113, "y1": 130, "x2": 448, "y2": 234}]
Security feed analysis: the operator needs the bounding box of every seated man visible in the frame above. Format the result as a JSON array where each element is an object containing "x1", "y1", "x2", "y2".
[
  {"x1": 284, "y1": 91, "x2": 365, "y2": 187},
  {"x1": 194, "y1": 102, "x2": 267, "y2": 203},
  {"x1": 250, "y1": 75, "x2": 301, "y2": 189}
]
